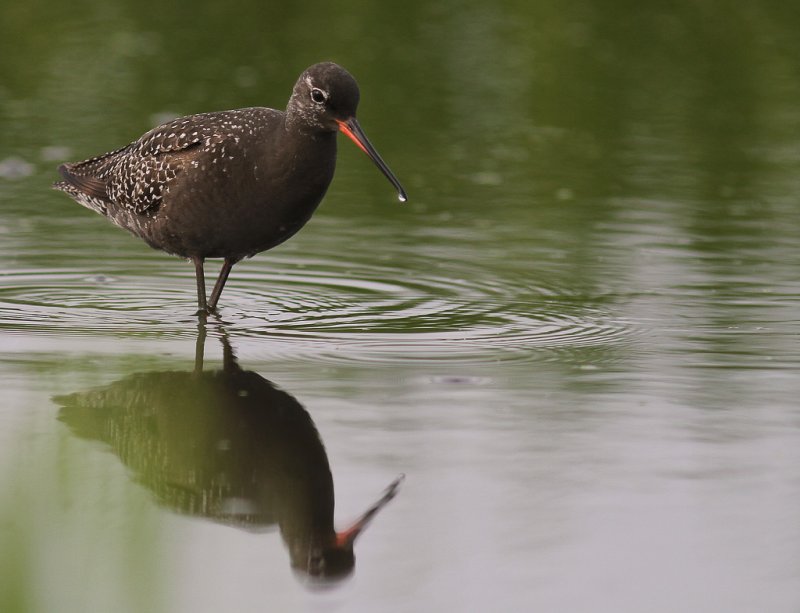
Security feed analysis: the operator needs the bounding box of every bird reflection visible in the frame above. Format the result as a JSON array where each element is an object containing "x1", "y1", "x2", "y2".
[{"x1": 54, "y1": 324, "x2": 402, "y2": 583}]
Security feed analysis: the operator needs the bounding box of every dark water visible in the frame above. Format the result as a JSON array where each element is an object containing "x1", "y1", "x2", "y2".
[{"x1": 2, "y1": 2, "x2": 800, "y2": 612}]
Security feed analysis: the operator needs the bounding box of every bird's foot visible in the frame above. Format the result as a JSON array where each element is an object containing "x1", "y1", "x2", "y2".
[{"x1": 194, "y1": 306, "x2": 219, "y2": 318}]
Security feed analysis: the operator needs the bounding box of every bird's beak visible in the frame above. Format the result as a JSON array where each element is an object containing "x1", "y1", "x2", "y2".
[
  {"x1": 334, "y1": 474, "x2": 405, "y2": 548},
  {"x1": 336, "y1": 118, "x2": 407, "y2": 202}
]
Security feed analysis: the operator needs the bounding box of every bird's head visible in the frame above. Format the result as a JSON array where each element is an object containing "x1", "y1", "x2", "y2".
[{"x1": 288, "y1": 62, "x2": 407, "y2": 202}]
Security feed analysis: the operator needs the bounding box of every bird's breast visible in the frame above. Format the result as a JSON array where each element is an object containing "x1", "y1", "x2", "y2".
[{"x1": 151, "y1": 132, "x2": 337, "y2": 259}]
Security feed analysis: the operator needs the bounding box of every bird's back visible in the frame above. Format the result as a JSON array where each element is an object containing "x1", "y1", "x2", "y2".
[
  {"x1": 55, "y1": 107, "x2": 338, "y2": 259},
  {"x1": 55, "y1": 108, "x2": 279, "y2": 215}
]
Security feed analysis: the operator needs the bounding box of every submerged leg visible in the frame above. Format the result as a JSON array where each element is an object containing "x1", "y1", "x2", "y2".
[
  {"x1": 194, "y1": 316, "x2": 207, "y2": 373},
  {"x1": 220, "y1": 327, "x2": 238, "y2": 373},
  {"x1": 208, "y1": 258, "x2": 237, "y2": 312},
  {"x1": 192, "y1": 256, "x2": 208, "y2": 314}
]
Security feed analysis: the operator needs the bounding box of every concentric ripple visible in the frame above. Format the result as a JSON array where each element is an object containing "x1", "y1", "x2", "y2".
[
  {"x1": 0, "y1": 269, "x2": 202, "y2": 337},
  {"x1": 0, "y1": 253, "x2": 634, "y2": 365}
]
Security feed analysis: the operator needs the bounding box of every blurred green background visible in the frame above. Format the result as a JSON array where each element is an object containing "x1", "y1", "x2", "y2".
[{"x1": 2, "y1": 2, "x2": 800, "y2": 612}]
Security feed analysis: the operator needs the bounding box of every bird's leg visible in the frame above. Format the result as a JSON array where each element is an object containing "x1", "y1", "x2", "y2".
[
  {"x1": 208, "y1": 258, "x2": 237, "y2": 313},
  {"x1": 220, "y1": 328, "x2": 238, "y2": 373},
  {"x1": 192, "y1": 256, "x2": 209, "y2": 315},
  {"x1": 194, "y1": 316, "x2": 207, "y2": 374}
]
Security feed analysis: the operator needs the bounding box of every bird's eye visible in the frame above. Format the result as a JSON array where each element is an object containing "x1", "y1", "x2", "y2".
[{"x1": 310, "y1": 88, "x2": 327, "y2": 104}]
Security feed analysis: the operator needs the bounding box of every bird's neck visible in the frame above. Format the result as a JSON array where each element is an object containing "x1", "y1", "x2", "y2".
[{"x1": 278, "y1": 114, "x2": 336, "y2": 154}]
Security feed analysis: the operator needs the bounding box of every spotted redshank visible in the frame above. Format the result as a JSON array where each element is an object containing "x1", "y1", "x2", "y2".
[{"x1": 54, "y1": 62, "x2": 406, "y2": 314}]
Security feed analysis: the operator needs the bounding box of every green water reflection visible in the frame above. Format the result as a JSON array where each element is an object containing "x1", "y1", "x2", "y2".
[
  {"x1": 2, "y1": 2, "x2": 800, "y2": 612},
  {"x1": 55, "y1": 328, "x2": 402, "y2": 583}
]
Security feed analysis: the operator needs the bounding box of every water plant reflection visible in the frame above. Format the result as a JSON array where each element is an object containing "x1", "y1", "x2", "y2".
[{"x1": 54, "y1": 327, "x2": 402, "y2": 583}]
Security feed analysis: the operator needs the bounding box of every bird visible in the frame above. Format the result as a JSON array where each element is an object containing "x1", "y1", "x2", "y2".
[{"x1": 53, "y1": 62, "x2": 407, "y2": 315}]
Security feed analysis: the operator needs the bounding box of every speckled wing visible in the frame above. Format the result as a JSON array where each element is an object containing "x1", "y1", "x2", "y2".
[{"x1": 58, "y1": 113, "x2": 227, "y2": 215}]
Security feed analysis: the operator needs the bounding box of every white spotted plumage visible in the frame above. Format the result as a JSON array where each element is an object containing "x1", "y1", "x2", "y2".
[
  {"x1": 52, "y1": 62, "x2": 405, "y2": 314},
  {"x1": 55, "y1": 108, "x2": 270, "y2": 217}
]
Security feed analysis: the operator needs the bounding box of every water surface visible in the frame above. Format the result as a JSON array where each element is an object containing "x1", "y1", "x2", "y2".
[{"x1": 2, "y1": 2, "x2": 800, "y2": 612}]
